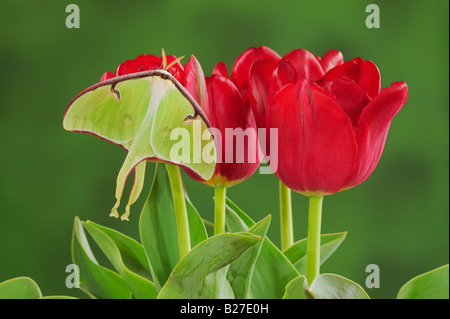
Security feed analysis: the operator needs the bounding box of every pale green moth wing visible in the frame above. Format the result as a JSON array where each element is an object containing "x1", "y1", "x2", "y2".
[{"x1": 63, "y1": 70, "x2": 216, "y2": 221}]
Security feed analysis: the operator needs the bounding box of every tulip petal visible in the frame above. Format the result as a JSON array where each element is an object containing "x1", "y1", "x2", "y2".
[
  {"x1": 322, "y1": 58, "x2": 381, "y2": 99},
  {"x1": 212, "y1": 61, "x2": 229, "y2": 77},
  {"x1": 359, "y1": 60, "x2": 381, "y2": 99},
  {"x1": 344, "y1": 81, "x2": 408, "y2": 188},
  {"x1": 100, "y1": 71, "x2": 116, "y2": 82},
  {"x1": 202, "y1": 75, "x2": 261, "y2": 186},
  {"x1": 116, "y1": 59, "x2": 143, "y2": 76},
  {"x1": 184, "y1": 55, "x2": 208, "y2": 109},
  {"x1": 134, "y1": 54, "x2": 162, "y2": 70},
  {"x1": 248, "y1": 60, "x2": 278, "y2": 128},
  {"x1": 322, "y1": 57, "x2": 362, "y2": 81},
  {"x1": 267, "y1": 81, "x2": 357, "y2": 195},
  {"x1": 282, "y1": 49, "x2": 325, "y2": 83},
  {"x1": 267, "y1": 60, "x2": 298, "y2": 104},
  {"x1": 331, "y1": 76, "x2": 371, "y2": 125},
  {"x1": 230, "y1": 46, "x2": 281, "y2": 91},
  {"x1": 317, "y1": 50, "x2": 344, "y2": 73}
]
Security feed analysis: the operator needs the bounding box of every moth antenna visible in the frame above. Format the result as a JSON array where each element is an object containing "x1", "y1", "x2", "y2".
[
  {"x1": 166, "y1": 55, "x2": 185, "y2": 70},
  {"x1": 161, "y1": 48, "x2": 168, "y2": 70}
]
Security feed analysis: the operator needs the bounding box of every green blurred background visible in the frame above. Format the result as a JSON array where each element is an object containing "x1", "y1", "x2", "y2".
[{"x1": 0, "y1": 0, "x2": 448, "y2": 299}]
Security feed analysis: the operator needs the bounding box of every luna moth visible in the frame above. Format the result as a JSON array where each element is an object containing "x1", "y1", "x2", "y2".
[{"x1": 63, "y1": 59, "x2": 216, "y2": 221}]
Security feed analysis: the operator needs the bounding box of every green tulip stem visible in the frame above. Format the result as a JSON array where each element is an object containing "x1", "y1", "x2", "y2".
[
  {"x1": 305, "y1": 195, "x2": 324, "y2": 286},
  {"x1": 165, "y1": 163, "x2": 191, "y2": 259},
  {"x1": 214, "y1": 185, "x2": 227, "y2": 235},
  {"x1": 279, "y1": 180, "x2": 294, "y2": 250}
]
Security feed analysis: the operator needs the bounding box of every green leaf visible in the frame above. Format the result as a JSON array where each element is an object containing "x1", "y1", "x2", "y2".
[
  {"x1": 0, "y1": 277, "x2": 42, "y2": 299},
  {"x1": 139, "y1": 163, "x2": 208, "y2": 291},
  {"x1": 157, "y1": 233, "x2": 261, "y2": 299},
  {"x1": 82, "y1": 221, "x2": 157, "y2": 299},
  {"x1": 227, "y1": 215, "x2": 272, "y2": 298},
  {"x1": 397, "y1": 264, "x2": 449, "y2": 299},
  {"x1": 185, "y1": 196, "x2": 208, "y2": 246},
  {"x1": 283, "y1": 276, "x2": 308, "y2": 299},
  {"x1": 139, "y1": 164, "x2": 179, "y2": 290},
  {"x1": 283, "y1": 232, "x2": 347, "y2": 275},
  {"x1": 139, "y1": 164, "x2": 208, "y2": 290},
  {"x1": 72, "y1": 216, "x2": 134, "y2": 299},
  {"x1": 85, "y1": 221, "x2": 152, "y2": 280},
  {"x1": 306, "y1": 273, "x2": 370, "y2": 299},
  {"x1": 202, "y1": 219, "x2": 215, "y2": 237},
  {"x1": 225, "y1": 197, "x2": 255, "y2": 230},
  {"x1": 225, "y1": 197, "x2": 300, "y2": 298}
]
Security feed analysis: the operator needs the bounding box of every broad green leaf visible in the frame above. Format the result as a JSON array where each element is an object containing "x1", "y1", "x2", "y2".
[
  {"x1": 202, "y1": 219, "x2": 215, "y2": 237},
  {"x1": 225, "y1": 197, "x2": 254, "y2": 229},
  {"x1": 283, "y1": 276, "x2": 308, "y2": 299},
  {"x1": 82, "y1": 222, "x2": 157, "y2": 299},
  {"x1": 306, "y1": 273, "x2": 370, "y2": 299},
  {"x1": 85, "y1": 221, "x2": 152, "y2": 281},
  {"x1": 0, "y1": 277, "x2": 42, "y2": 299},
  {"x1": 228, "y1": 215, "x2": 271, "y2": 298},
  {"x1": 185, "y1": 196, "x2": 208, "y2": 246},
  {"x1": 139, "y1": 164, "x2": 208, "y2": 291},
  {"x1": 157, "y1": 233, "x2": 261, "y2": 299},
  {"x1": 225, "y1": 197, "x2": 299, "y2": 298},
  {"x1": 64, "y1": 69, "x2": 216, "y2": 221},
  {"x1": 72, "y1": 216, "x2": 133, "y2": 299},
  {"x1": 218, "y1": 273, "x2": 235, "y2": 298},
  {"x1": 397, "y1": 264, "x2": 449, "y2": 299},
  {"x1": 283, "y1": 232, "x2": 347, "y2": 275}
]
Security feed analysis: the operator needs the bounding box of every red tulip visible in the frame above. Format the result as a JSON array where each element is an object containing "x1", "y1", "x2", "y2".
[
  {"x1": 183, "y1": 60, "x2": 262, "y2": 187},
  {"x1": 100, "y1": 53, "x2": 185, "y2": 83},
  {"x1": 266, "y1": 55, "x2": 408, "y2": 196},
  {"x1": 241, "y1": 48, "x2": 344, "y2": 163},
  {"x1": 240, "y1": 48, "x2": 344, "y2": 129},
  {"x1": 229, "y1": 46, "x2": 282, "y2": 129},
  {"x1": 236, "y1": 47, "x2": 346, "y2": 249}
]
